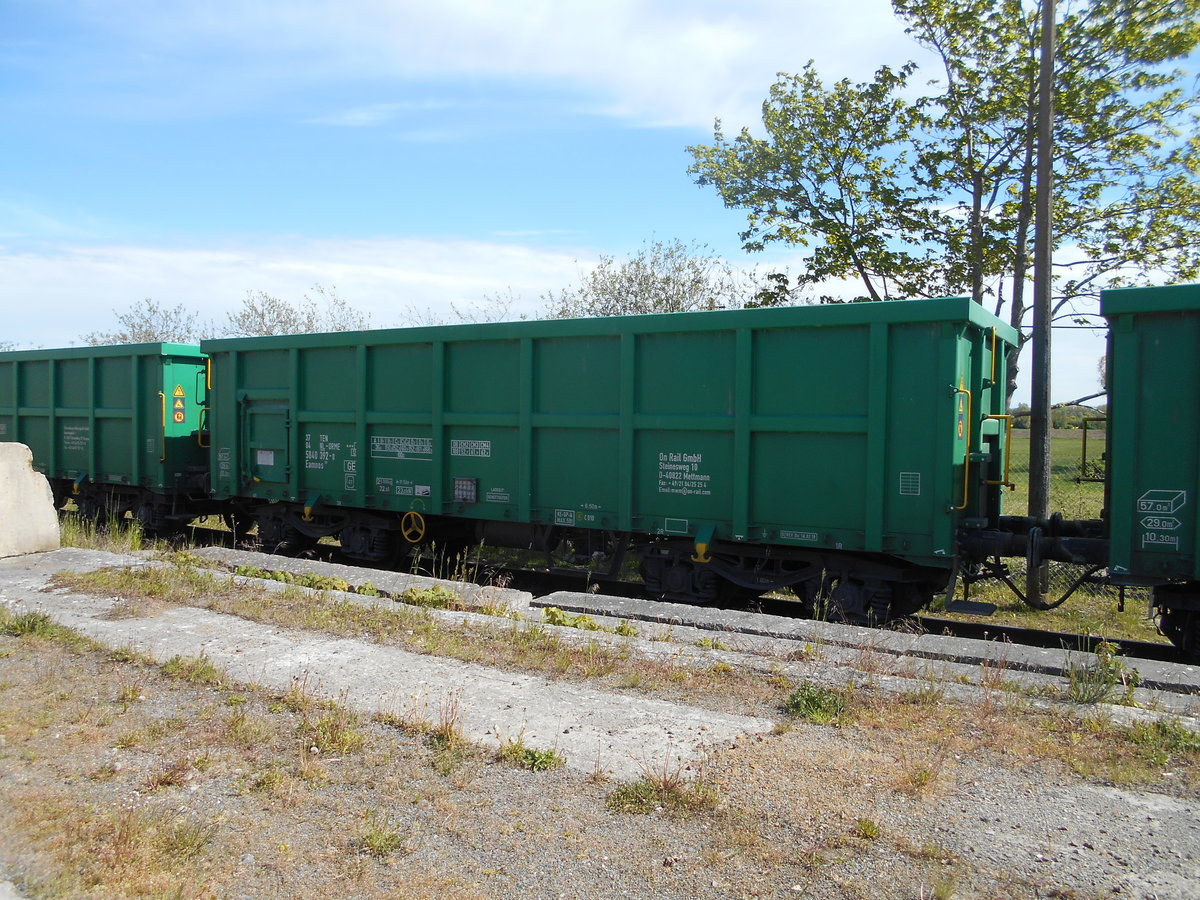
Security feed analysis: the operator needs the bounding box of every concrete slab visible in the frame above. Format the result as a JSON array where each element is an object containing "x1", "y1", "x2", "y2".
[
  {"x1": 0, "y1": 549, "x2": 773, "y2": 780},
  {"x1": 191, "y1": 545, "x2": 532, "y2": 614},
  {"x1": 0, "y1": 444, "x2": 59, "y2": 558}
]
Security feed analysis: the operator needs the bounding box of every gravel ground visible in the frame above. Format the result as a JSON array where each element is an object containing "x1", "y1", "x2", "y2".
[{"x1": 0, "y1": 548, "x2": 1198, "y2": 899}]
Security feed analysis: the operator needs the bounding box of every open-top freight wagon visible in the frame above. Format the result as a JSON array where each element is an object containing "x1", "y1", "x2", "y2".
[
  {"x1": 201, "y1": 297, "x2": 1017, "y2": 622},
  {"x1": 1101, "y1": 284, "x2": 1200, "y2": 654}
]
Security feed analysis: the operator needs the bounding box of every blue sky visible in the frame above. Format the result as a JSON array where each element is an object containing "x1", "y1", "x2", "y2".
[{"x1": 0, "y1": 0, "x2": 1131, "y2": 401}]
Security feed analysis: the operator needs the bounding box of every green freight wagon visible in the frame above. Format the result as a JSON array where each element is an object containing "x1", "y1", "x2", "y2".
[
  {"x1": 0, "y1": 343, "x2": 214, "y2": 531},
  {"x1": 202, "y1": 297, "x2": 1016, "y2": 620},
  {"x1": 1102, "y1": 283, "x2": 1200, "y2": 652}
]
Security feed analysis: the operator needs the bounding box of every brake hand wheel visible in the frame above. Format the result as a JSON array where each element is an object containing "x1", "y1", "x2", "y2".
[{"x1": 400, "y1": 511, "x2": 426, "y2": 544}]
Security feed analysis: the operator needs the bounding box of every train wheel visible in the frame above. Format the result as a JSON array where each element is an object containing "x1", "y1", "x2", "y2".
[
  {"x1": 223, "y1": 513, "x2": 257, "y2": 545},
  {"x1": 257, "y1": 515, "x2": 315, "y2": 556},
  {"x1": 819, "y1": 578, "x2": 922, "y2": 625},
  {"x1": 1158, "y1": 608, "x2": 1200, "y2": 660}
]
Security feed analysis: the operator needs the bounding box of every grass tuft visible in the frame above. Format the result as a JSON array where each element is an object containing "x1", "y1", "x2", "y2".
[
  {"x1": 354, "y1": 809, "x2": 406, "y2": 857},
  {"x1": 783, "y1": 682, "x2": 848, "y2": 724},
  {"x1": 498, "y1": 734, "x2": 567, "y2": 772},
  {"x1": 607, "y1": 774, "x2": 719, "y2": 816},
  {"x1": 1064, "y1": 641, "x2": 1141, "y2": 705},
  {"x1": 160, "y1": 653, "x2": 225, "y2": 688},
  {"x1": 2, "y1": 611, "x2": 62, "y2": 637}
]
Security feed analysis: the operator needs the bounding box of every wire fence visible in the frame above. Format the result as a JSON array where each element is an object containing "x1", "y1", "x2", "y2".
[{"x1": 970, "y1": 424, "x2": 1160, "y2": 639}]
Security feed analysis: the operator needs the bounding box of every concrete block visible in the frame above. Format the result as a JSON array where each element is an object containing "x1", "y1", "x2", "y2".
[
  {"x1": 0, "y1": 443, "x2": 60, "y2": 558},
  {"x1": 191, "y1": 545, "x2": 533, "y2": 613}
]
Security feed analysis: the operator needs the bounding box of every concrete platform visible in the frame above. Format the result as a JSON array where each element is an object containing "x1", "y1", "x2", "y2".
[{"x1": 0, "y1": 549, "x2": 773, "y2": 780}]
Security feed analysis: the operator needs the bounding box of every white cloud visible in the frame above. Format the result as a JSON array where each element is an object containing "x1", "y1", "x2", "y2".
[
  {"x1": 0, "y1": 238, "x2": 592, "y2": 347},
  {"x1": 65, "y1": 0, "x2": 923, "y2": 129},
  {"x1": 303, "y1": 100, "x2": 453, "y2": 127}
]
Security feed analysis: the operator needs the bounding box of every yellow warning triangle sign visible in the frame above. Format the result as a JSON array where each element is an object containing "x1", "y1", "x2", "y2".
[
  {"x1": 172, "y1": 384, "x2": 185, "y2": 397},
  {"x1": 173, "y1": 398, "x2": 185, "y2": 410}
]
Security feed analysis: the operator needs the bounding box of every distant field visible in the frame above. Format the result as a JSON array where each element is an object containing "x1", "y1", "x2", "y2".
[{"x1": 1002, "y1": 427, "x2": 1107, "y2": 520}]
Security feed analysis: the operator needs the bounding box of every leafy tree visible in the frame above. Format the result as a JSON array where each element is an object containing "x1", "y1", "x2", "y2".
[
  {"x1": 689, "y1": 64, "x2": 940, "y2": 303},
  {"x1": 899, "y1": 0, "x2": 1200, "y2": 397},
  {"x1": 222, "y1": 284, "x2": 369, "y2": 336},
  {"x1": 541, "y1": 238, "x2": 770, "y2": 318},
  {"x1": 689, "y1": 0, "x2": 1200, "y2": 396},
  {"x1": 83, "y1": 299, "x2": 213, "y2": 345}
]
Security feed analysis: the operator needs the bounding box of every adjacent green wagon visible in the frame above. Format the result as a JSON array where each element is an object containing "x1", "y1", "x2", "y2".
[
  {"x1": 0, "y1": 343, "x2": 213, "y2": 530},
  {"x1": 1102, "y1": 283, "x2": 1200, "y2": 651}
]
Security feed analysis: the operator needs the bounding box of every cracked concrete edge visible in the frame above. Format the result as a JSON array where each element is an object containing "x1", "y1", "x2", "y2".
[
  {"x1": 7, "y1": 548, "x2": 1196, "y2": 746},
  {"x1": 200, "y1": 560, "x2": 1200, "y2": 726}
]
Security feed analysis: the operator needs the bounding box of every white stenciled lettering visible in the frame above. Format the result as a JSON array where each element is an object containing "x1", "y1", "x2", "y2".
[
  {"x1": 451, "y1": 439, "x2": 491, "y2": 458},
  {"x1": 656, "y1": 451, "x2": 712, "y2": 497}
]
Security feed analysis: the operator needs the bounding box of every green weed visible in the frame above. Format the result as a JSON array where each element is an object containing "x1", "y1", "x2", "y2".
[
  {"x1": 1065, "y1": 642, "x2": 1141, "y2": 705},
  {"x1": 498, "y1": 735, "x2": 566, "y2": 772},
  {"x1": 783, "y1": 683, "x2": 848, "y2": 724},
  {"x1": 399, "y1": 585, "x2": 462, "y2": 609},
  {"x1": 354, "y1": 810, "x2": 405, "y2": 857}
]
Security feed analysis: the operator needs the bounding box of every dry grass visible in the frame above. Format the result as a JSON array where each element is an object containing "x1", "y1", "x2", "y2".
[
  {"x1": 2, "y1": 587, "x2": 1199, "y2": 898},
  {"x1": 0, "y1": 619, "x2": 502, "y2": 898},
  {"x1": 42, "y1": 559, "x2": 1200, "y2": 794}
]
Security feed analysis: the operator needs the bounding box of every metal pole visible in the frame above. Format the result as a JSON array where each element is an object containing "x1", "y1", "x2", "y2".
[{"x1": 1027, "y1": 0, "x2": 1056, "y2": 601}]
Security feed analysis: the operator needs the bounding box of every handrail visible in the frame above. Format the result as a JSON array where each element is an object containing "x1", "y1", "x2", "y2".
[
  {"x1": 952, "y1": 385, "x2": 972, "y2": 511},
  {"x1": 157, "y1": 391, "x2": 167, "y2": 461},
  {"x1": 990, "y1": 327, "x2": 997, "y2": 385},
  {"x1": 983, "y1": 414, "x2": 1016, "y2": 489},
  {"x1": 197, "y1": 407, "x2": 210, "y2": 448}
]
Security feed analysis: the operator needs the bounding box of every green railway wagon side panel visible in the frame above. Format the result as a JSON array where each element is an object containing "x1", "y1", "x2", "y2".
[
  {"x1": 752, "y1": 325, "x2": 868, "y2": 418},
  {"x1": 634, "y1": 430, "x2": 733, "y2": 531},
  {"x1": 445, "y1": 426, "x2": 519, "y2": 519},
  {"x1": 0, "y1": 344, "x2": 207, "y2": 491},
  {"x1": 201, "y1": 298, "x2": 1016, "y2": 565},
  {"x1": 368, "y1": 426, "x2": 435, "y2": 502},
  {"x1": 447, "y1": 340, "x2": 520, "y2": 413},
  {"x1": 534, "y1": 429, "x2": 620, "y2": 526},
  {"x1": 637, "y1": 331, "x2": 735, "y2": 416},
  {"x1": 158, "y1": 355, "x2": 209, "y2": 487},
  {"x1": 371, "y1": 344, "x2": 433, "y2": 412},
  {"x1": 301, "y1": 346, "x2": 357, "y2": 411},
  {"x1": 1102, "y1": 284, "x2": 1200, "y2": 582},
  {"x1": 882, "y1": 322, "x2": 950, "y2": 556},
  {"x1": 750, "y1": 432, "x2": 866, "y2": 537},
  {"x1": 535, "y1": 336, "x2": 620, "y2": 414}
]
